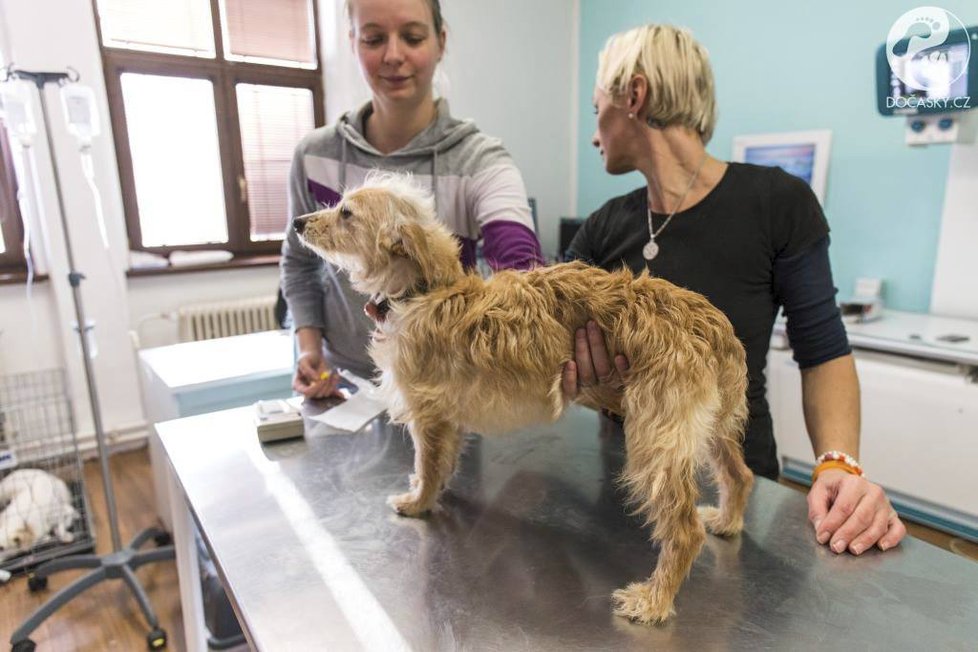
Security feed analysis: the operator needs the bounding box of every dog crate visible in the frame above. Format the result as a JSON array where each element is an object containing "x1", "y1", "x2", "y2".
[{"x1": 0, "y1": 368, "x2": 96, "y2": 576}]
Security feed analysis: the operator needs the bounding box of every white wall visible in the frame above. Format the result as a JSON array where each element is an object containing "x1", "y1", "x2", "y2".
[
  {"x1": 0, "y1": 0, "x2": 579, "y2": 442},
  {"x1": 931, "y1": 136, "x2": 978, "y2": 320},
  {"x1": 439, "y1": 0, "x2": 577, "y2": 256},
  {"x1": 1, "y1": 0, "x2": 143, "y2": 441}
]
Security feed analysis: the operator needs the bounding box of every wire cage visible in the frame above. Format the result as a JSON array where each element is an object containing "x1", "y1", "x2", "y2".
[{"x1": 0, "y1": 368, "x2": 96, "y2": 575}]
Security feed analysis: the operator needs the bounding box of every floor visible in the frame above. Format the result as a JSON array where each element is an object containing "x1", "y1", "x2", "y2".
[
  {"x1": 1, "y1": 448, "x2": 975, "y2": 651},
  {"x1": 0, "y1": 448, "x2": 183, "y2": 651}
]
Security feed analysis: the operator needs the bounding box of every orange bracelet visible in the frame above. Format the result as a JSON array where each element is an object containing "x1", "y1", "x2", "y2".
[{"x1": 812, "y1": 459, "x2": 862, "y2": 482}]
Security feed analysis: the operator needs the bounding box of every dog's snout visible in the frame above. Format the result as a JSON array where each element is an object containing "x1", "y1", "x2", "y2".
[{"x1": 292, "y1": 216, "x2": 308, "y2": 234}]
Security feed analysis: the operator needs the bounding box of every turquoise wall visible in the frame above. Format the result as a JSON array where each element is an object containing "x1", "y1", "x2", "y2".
[{"x1": 577, "y1": 1, "x2": 978, "y2": 312}]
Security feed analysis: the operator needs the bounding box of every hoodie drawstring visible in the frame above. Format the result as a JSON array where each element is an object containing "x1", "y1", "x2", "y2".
[
  {"x1": 340, "y1": 137, "x2": 348, "y2": 190},
  {"x1": 431, "y1": 148, "x2": 439, "y2": 217}
]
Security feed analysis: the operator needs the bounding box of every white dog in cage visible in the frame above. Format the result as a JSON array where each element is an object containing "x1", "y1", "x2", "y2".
[{"x1": 0, "y1": 468, "x2": 78, "y2": 559}]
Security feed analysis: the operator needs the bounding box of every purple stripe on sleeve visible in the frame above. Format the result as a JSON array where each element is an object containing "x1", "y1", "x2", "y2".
[
  {"x1": 307, "y1": 179, "x2": 342, "y2": 208},
  {"x1": 481, "y1": 221, "x2": 545, "y2": 271},
  {"x1": 456, "y1": 237, "x2": 478, "y2": 270}
]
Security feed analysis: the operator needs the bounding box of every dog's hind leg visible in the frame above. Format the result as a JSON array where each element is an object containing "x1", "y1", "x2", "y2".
[
  {"x1": 611, "y1": 376, "x2": 716, "y2": 625},
  {"x1": 698, "y1": 368, "x2": 753, "y2": 537},
  {"x1": 388, "y1": 419, "x2": 463, "y2": 518},
  {"x1": 697, "y1": 422, "x2": 753, "y2": 536}
]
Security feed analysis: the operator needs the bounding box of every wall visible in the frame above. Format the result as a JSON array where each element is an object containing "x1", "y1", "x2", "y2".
[
  {"x1": 439, "y1": 0, "x2": 577, "y2": 257},
  {"x1": 576, "y1": 0, "x2": 978, "y2": 313},
  {"x1": 1, "y1": 0, "x2": 148, "y2": 442},
  {"x1": 0, "y1": 0, "x2": 577, "y2": 442}
]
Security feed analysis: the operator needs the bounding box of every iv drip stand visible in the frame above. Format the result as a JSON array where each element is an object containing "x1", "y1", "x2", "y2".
[{"x1": 6, "y1": 67, "x2": 174, "y2": 652}]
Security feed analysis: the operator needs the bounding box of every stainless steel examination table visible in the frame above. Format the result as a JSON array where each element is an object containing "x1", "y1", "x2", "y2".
[{"x1": 156, "y1": 405, "x2": 978, "y2": 651}]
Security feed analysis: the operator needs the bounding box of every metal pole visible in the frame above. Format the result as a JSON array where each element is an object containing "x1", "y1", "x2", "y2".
[{"x1": 33, "y1": 80, "x2": 123, "y2": 552}]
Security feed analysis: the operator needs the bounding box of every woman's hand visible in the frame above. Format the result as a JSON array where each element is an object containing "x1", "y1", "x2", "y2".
[
  {"x1": 293, "y1": 350, "x2": 340, "y2": 399},
  {"x1": 561, "y1": 320, "x2": 630, "y2": 399},
  {"x1": 808, "y1": 470, "x2": 907, "y2": 554}
]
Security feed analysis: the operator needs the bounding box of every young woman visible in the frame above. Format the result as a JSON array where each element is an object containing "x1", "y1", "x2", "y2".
[
  {"x1": 281, "y1": 0, "x2": 543, "y2": 396},
  {"x1": 564, "y1": 24, "x2": 906, "y2": 556}
]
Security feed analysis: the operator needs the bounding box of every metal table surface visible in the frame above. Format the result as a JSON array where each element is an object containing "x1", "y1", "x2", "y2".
[{"x1": 157, "y1": 405, "x2": 978, "y2": 651}]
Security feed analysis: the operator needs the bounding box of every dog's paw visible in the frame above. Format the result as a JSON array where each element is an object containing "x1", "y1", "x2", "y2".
[
  {"x1": 697, "y1": 505, "x2": 743, "y2": 537},
  {"x1": 611, "y1": 581, "x2": 675, "y2": 625},
  {"x1": 387, "y1": 492, "x2": 431, "y2": 518}
]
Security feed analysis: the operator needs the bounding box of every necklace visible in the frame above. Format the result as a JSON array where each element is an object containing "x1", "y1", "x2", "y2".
[{"x1": 643, "y1": 154, "x2": 709, "y2": 261}]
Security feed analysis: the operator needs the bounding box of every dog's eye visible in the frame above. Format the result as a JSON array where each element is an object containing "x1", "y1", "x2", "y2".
[{"x1": 339, "y1": 206, "x2": 353, "y2": 220}]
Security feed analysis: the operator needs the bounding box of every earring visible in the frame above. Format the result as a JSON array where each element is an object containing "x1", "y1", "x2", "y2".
[{"x1": 627, "y1": 112, "x2": 635, "y2": 119}]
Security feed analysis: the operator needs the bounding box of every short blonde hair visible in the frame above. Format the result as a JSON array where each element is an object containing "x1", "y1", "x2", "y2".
[{"x1": 596, "y1": 24, "x2": 717, "y2": 144}]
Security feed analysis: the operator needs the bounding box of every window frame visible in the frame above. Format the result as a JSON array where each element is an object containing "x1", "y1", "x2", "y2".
[
  {"x1": 94, "y1": 0, "x2": 325, "y2": 257},
  {"x1": 0, "y1": 118, "x2": 28, "y2": 272}
]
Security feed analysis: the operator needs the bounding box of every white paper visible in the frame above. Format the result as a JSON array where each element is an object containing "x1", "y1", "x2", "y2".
[{"x1": 308, "y1": 370, "x2": 387, "y2": 432}]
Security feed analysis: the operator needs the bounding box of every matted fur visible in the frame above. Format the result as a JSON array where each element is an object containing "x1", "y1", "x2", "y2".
[{"x1": 294, "y1": 172, "x2": 754, "y2": 625}]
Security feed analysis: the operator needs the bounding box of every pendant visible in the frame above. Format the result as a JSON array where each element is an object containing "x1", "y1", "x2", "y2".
[{"x1": 643, "y1": 239, "x2": 659, "y2": 261}]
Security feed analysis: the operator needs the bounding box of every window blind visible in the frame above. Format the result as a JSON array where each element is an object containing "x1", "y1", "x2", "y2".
[
  {"x1": 237, "y1": 84, "x2": 315, "y2": 242},
  {"x1": 97, "y1": 0, "x2": 215, "y2": 56},
  {"x1": 222, "y1": 0, "x2": 315, "y2": 65}
]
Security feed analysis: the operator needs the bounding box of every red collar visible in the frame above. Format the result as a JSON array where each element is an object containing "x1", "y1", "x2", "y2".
[{"x1": 364, "y1": 294, "x2": 391, "y2": 323}]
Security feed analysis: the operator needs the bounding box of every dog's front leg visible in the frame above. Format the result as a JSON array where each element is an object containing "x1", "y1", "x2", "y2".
[{"x1": 388, "y1": 420, "x2": 463, "y2": 517}]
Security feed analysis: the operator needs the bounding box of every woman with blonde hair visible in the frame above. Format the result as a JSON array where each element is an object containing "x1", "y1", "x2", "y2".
[{"x1": 565, "y1": 24, "x2": 906, "y2": 557}]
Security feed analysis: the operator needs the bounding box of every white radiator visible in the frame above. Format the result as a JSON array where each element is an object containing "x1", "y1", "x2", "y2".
[{"x1": 177, "y1": 295, "x2": 278, "y2": 342}]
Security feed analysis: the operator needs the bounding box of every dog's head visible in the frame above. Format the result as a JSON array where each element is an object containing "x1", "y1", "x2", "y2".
[
  {"x1": 0, "y1": 510, "x2": 33, "y2": 554},
  {"x1": 293, "y1": 172, "x2": 462, "y2": 297}
]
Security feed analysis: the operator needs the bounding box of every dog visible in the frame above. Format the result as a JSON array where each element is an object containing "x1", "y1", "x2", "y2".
[
  {"x1": 0, "y1": 469, "x2": 78, "y2": 559},
  {"x1": 293, "y1": 172, "x2": 754, "y2": 625}
]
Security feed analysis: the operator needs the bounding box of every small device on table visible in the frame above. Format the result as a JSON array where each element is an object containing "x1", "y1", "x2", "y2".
[{"x1": 254, "y1": 398, "x2": 304, "y2": 443}]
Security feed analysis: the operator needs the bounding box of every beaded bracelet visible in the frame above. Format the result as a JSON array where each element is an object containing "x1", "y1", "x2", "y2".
[{"x1": 812, "y1": 450, "x2": 864, "y2": 482}]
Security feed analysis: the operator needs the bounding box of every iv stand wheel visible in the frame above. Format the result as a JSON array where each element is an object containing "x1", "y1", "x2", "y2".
[
  {"x1": 147, "y1": 628, "x2": 167, "y2": 650},
  {"x1": 12, "y1": 639, "x2": 37, "y2": 652},
  {"x1": 26, "y1": 575, "x2": 48, "y2": 593}
]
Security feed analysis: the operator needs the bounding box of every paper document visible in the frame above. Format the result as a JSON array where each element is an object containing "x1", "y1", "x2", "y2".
[{"x1": 307, "y1": 370, "x2": 387, "y2": 432}]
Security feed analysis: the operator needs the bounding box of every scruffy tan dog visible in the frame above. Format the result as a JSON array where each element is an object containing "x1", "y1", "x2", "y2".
[{"x1": 293, "y1": 173, "x2": 754, "y2": 625}]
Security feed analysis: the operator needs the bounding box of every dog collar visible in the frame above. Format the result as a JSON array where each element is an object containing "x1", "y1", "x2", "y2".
[
  {"x1": 363, "y1": 281, "x2": 432, "y2": 324},
  {"x1": 364, "y1": 293, "x2": 391, "y2": 323}
]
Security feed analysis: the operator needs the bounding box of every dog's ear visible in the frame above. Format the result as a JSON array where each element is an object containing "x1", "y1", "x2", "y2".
[
  {"x1": 377, "y1": 230, "x2": 404, "y2": 258},
  {"x1": 382, "y1": 191, "x2": 460, "y2": 287},
  {"x1": 392, "y1": 221, "x2": 429, "y2": 263}
]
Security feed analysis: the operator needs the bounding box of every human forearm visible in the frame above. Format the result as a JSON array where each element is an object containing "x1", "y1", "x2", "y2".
[
  {"x1": 800, "y1": 353, "x2": 860, "y2": 457},
  {"x1": 295, "y1": 327, "x2": 323, "y2": 354},
  {"x1": 801, "y1": 354, "x2": 906, "y2": 554}
]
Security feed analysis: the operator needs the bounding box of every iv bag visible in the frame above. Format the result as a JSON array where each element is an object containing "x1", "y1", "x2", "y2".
[
  {"x1": 0, "y1": 80, "x2": 37, "y2": 143},
  {"x1": 60, "y1": 84, "x2": 101, "y2": 144}
]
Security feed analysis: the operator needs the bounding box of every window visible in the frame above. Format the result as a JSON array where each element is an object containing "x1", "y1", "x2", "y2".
[
  {"x1": 94, "y1": 0, "x2": 324, "y2": 257},
  {"x1": 0, "y1": 118, "x2": 27, "y2": 272}
]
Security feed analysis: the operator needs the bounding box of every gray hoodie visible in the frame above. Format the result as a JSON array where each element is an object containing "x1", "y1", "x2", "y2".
[{"x1": 280, "y1": 99, "x2": 543, "y2": 377}]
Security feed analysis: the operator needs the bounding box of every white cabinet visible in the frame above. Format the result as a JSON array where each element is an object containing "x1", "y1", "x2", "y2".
[
  {"x1": 138, "y1": 330, "x2": 294, "y2": 530},
  {"x1": 767, "y1": 311, "x2": 978, "y2": 541}
]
